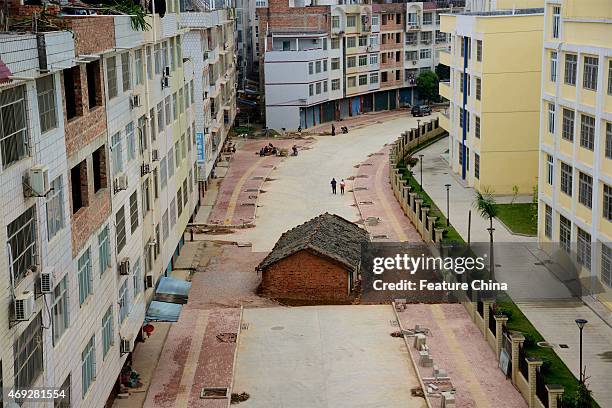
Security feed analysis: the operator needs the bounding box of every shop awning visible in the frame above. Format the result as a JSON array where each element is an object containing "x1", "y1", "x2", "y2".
[
  {"x1": 155, "y1": 276, "x2": 192, "y2": 304},
  {"x1": 145, "y1": 300, "x2": 182, "y2": 322}
]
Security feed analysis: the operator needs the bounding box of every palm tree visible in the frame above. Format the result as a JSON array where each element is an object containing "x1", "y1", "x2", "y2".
[{"x1": 474, "y1": 187, "x2": 498, "y2": 278}]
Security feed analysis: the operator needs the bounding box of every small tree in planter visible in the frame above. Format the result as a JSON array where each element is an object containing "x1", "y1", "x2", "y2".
[{"x1": 405, "y1": 155, "x2": 419, "y2": 168}]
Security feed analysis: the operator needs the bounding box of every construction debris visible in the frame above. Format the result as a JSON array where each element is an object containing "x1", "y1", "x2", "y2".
[{"x1": 231, "y1": 392, "x2": 250, "y2": 404}]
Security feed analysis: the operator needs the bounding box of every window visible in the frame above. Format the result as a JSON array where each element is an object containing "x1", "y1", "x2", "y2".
[
  {"x1": 560, "y1": 162, "x2": 573, "y2": 196},
  {"x1": 331, "y1": 38, "x2": 339, "y2": 49},
  {"x1": 0, "y1": 85, "x2": 29, "y2": 168},
  {"x1": 347, "y1": 56, "x2": 356, "y2": 68},
  {"x1": 604, "y1": 184, "x2": 612, "y2": 221},
  {"x1": 370, "y1": 73, "x2": 378, "y2": 84},
  {"x1": 121, "y1": 53, "x2": 131, "y2": 92},
  {"x1": 106, "y1": 56, "x2": 117, "y2": 99},
  {"x1": 111, "y1": 132, "x2": 123, "y2": 176},
  {"x1": 142, "y1": 179, "x2": 151, "y2": 213},
  {"x1": 52, "y1": 276, "x2": 69, "y2": 345},
  {"x1": 423, "y1": 12, "x2": 432, "y2": 25},
  {"x1": 359, "y1": 36, "x2": 367, "y2": 47},
  {"x1": 331, "y1": 79, "x2": 340, "y2": 91},
  {"x1": 8, "y1": 206, "x2": 37, "y2": 285},
  {"x1": 359, "y1": 55, "x2": 367, "y2": 66},
  {"x1": 606, "y1": 123, "x2": 612, "y2": 159},
  {"x1": 578, "y1": 172, "x2": 593, "y2": 208},
  {"x1": 552, "y1": 6, "x2": 560, "y2": 39},
  {"x1": 577, "y1": 228, "x2": 591, "y2": 270},
  {"x1": 347, "y1": 15, "x2": 356, "y2": 27},
  {"x1": 331, "y1": 58, "x2": 340, "y2": 70},
  {"x1": 332, "y1": 16, "x2": 339, "y2": 28},
  {"x1": 172, "y1": 92, "x2": 178, "y2": 120},
  {"x1": 78, "y1": 248, "x2": 92, "y2": 305},
  {"x1": 102, "y1": 306, "x2": 114, "y2": 358},
  {"x1": 559, "y1": 215, "x2": 571, "y2": 253},
  {"x1": 475, "y1": 116, "x2": 480, "y2": 138},
  {"x1": 419, "y1": 49, "x2": 431, "y2": 59},
  {"x1": 46, "y1": 176, "x2": 65, "y2": 240},
  {"x1": 14, "y1": 314, "x2": 43, "y2": 388},
  {"x1": 81, "y1": 335, "x2": 96, "y2": 397},
  {"x1": 347, "y1": 76, "x2": 356, "y2": 88},
  {"x1": 129, "y1": 191, "x2": 139, "y2": 233},
  {"x1": 183, "y1": 179, "x2": 188, "y2": 206},
  {"x1": 146, "y1": 46, "x2": 153, "y2": 79},
  {"x1": 168, "y1": 147, "x2": 174, "y2": 178},
  {"x1": 98, "y1": 225, "x2": 110, "y2": 274},
  {"x1": 160, "y1": 157, "x2": 167, "y2": 188},
  {"x1": 323, "y1": 80, "x2": 328, "y2": 92},
  {"x1": 548, "y1": 103, "x2": 555, "y2": 134},
  {"x1": 37, "y1": 75, "x2": 57, "y2": 133},
  {"x1": 583, "y1": 56, "x2": 598, "y2": 90},
  {"x1": 475, "y1": 77, "x2": 481, "y2": 100},
  {"x1": 63, "y1": 67, "x2": 82, "y2": 120},
  {"x1": 93, "y1": 144, "x2": 107, "y2": 192},
  {"x1": 547, "y1": 154, "x2": 554, "y2": 185},
  {"x1": 544, "y1": 204, "x2": 552, "y2": 238},
  {"x1": 548, "y1": 51, "x2": 557, "y2": 82},
  {"x1": 369, "y1": 54, "x2": 378, "y2": 65},
  {"x1": 123, "y1": 124, "x2": 135, "y2": 165},
  {"x1": 119, "y1": 280, "x2": 129, "y2": 323},
  {"x1": 602, "y1": 244, "x2": 612, "y2": 287},
  {"x1": 476, "y1": 40, "x2": 482, "y2": 61},
  {"x1": 580, "y1": 114, "x2": 595, "y2": 150},
  {"x1": 347, "y1": 37, "x2": 356, "y2": 48},
  {"x1": 308, "y1": 84, "x2": 313, "y2": 96},
  {"x1": 116, "y1": 206, "x2": 126, "y2": 253},
  {"x1": 133, "y1": 257, "x2": 142, "y2": 297},
  {"x1": 135, "y1": 49, "x2": 143, "y2": 85},
  {"x1": 70, "y1": 160, "x2": 88, "y2": 213},
  {"x1": 474, "y1": 153, "x2": 480, "y2": 179},
  {"x1": 562, "y1": 108, "x2": 574, "y2": 141},
  {"x1": 162, "y1": 210, "x2": 169, "y2": 241},
  {"x1": 157, "y1": 102, "x2": 164, "y2": 132},
  {"x1": 315, "y1": 61, "x2": 321, "y2": 74},
  {"x1": 165, "y1": 96, "x2": 171, "y2": 126},
  {"x1": 564, "y1": 54, "x2": 577, "y2": 85},
  {"x1": 359, "y1": 75, "x2": 367, "y2": 86},
  {"x1": 608, "y1": 60, "x2": 612, "y2": 95}
]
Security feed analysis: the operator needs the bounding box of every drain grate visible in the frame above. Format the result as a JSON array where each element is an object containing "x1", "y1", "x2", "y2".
[
  {"x1": 200, "y1": 387, "x2": 229, "y2": 399},
  {"x1": 373, "y1": 234, "x2": 389, "y2": 239},
  {"x1": 359, "y1": 201, "x2": 374, "y2": 205},
  {"x1": 245, "y1": 188, "x2": 259, "y2": 192},
  {"x1": 353, "y1": 187, "x2": 368, "y2": 191},
  {"x1": 248, "y1": 195, "x2": 257, "y2": 199},
  {"x1": 360, "y1": 163, "x2": 373, "y2": 166},
  {"x1": 355, "y1": 175, "x2": 369, "y2": 178},
  {"x1": 262, "y1": 164, "x2": 274, "y2": 168},
  {"x1": 252, "y1": 176, "x2": 264, "y2": 180},
  {"x1": 240, "y1": 203, "x2": 256, "y2": 206},
  {"x1": 241, "y1": 322, "x2": 250, "y2": 330},
  {"x1": 559, "y1": 344, "x2": 569, "y2": 349}
]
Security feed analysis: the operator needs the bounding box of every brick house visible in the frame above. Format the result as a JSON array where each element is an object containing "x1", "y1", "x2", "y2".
[{"x1": 257, "y1": 213, "x2": 369, "y2": 302}]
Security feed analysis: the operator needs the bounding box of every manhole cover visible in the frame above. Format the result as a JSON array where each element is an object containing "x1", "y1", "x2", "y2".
[
  {"x1": 354, "y1": 187, "x2": 368, "y2": 191},
  {"x1": 559, "y1": 344, "x2": 569, "y2": 349},
  {"x1": 200, "y1": 387, "x2": 229, "y2": 399},
  {"x1": 359, "y1": 201, "x2": 374, "y2": 205}
]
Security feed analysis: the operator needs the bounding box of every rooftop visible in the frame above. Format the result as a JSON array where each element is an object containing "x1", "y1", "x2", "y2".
[{"x1": 459, "y1": 7, "x2": 544, "y2": 17}]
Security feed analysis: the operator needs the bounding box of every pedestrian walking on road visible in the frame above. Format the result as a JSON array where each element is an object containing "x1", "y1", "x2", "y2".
[
  {"x1": 331, "y1": 123, "x2": 336, "y2": 136},
  {"x1": 340, "y1": 179, "x2": 346, "y2": 195},
  {"x1": 331, "y1": 178, "x2": 337, "y2": 194}
]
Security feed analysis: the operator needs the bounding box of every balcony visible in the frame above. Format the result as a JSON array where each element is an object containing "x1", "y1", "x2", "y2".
[{"x1": 439, "y1": 80, "x2": 451, "y2": 100}]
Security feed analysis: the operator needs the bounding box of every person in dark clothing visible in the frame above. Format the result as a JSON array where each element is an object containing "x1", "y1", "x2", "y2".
[
  {"x1": 331, "y1": 123, "x2": 336, "y2": 136},
  {"x1": 331, "y1": 178, "x2": 337, "y2": 194}
]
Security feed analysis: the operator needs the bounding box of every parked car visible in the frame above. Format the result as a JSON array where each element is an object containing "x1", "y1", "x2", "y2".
[{"x1": 411, "y1": 105, "x2": 432, "y2": 117}]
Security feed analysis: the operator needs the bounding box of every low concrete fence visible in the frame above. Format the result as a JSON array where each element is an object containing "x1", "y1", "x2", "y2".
[{"x1": 388, "y1": 120, "x2": 566, "y2": 408}]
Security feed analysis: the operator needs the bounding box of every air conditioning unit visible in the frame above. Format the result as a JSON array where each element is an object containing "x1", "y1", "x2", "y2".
[
  {"x1": 120, "y1": 337, "x2": 133, "y2": 354},
  {"x1": 28, "y1": 165, "x2": 50, "y2": 197},
  {"x1": 130, "y1": 94, "x2": 141, "y2": 109},
  {"x1": 145, "y1": 274, "x2": 154, "y2": 289},
  {"x1": 40, "y1": 268, "x2": 54, "y2": 294},
  {"x1": 161, "y1": 76, "x2": 169, "y2": 89},
  {"x1": 119, "y1": 258, "x2": 130, "y2": 275},
  {"x1": 14, "y1": 291, "x2": 35, "y2": 321},
  {"x1": 114, "y1": 173, "x2": 128, "y2": 193},
  {"x1": 366, "y1": 45, "x2": 373, "y2": 52},
  {"x1": 151, "y1": 149, "x2": 160, "y2": 161},
  {"x1": 141, "y1": 163, "x2": 151, "y2": 176}
]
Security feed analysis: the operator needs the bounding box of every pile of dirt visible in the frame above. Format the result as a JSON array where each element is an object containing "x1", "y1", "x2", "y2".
[
  {"x1": 231, "y1": 392, "x2": 250, "y2": 404},
  {"x1": 390, "y1": 331, "x2": 405, "y2": 338}
]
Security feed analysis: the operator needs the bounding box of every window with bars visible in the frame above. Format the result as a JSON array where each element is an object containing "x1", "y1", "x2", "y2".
[
  {"x1": 165, "y1": 96, "x2": 171, "y2": 126},
  {"x1": 561, "y1": 108, "x2": 574, "y2": 141},
  {"x1": 133, "y1": 257, "x2": 142, "y2": 297},
  {"x1": 143, "y1": 179, "x2": 151, "y2": 213},
  {"x1": 602, "y1": 244, "x2": 612, "y2": 288},
  {"x1": 608, "y1": 60, "x2": 612, "y2": 95},
  {"x1": 111, "y1": 132, "x2": 123, "y2": 176},
  {"x1": 560, "y1": 162, "x2": 572, "y2": 196},
  {"x1": 578, "y1": 172, "x2": 593, "y2": 208},
  {"x1": 13, "y1": 313, "x2": 43, "y2": 388},
  {"x1": 37, "y1": 75, "x2": 57, "y2": 133},
  {"x1": 106, "y1": 56, "x2": 118, "y2": 99},
  {"x1": 606, "y1": 123, "x2": 612, "y2": 159},
  {"x1": 157, "y1": 102, "x2": 164, "y2": 132},
  {"x1": 168, "y1": 147, "x2": 174, "y2": 178},
  {"x1": 162, "y1": 210, "x2": 169, "y2": 241},
  {"x1": 78, "y1": 248, "x2": 92, "y2": 305},
  {"x1": 580, "y1": 114, "x2": 595, "y2": 150},
  {"x1": 583, "y1": 56, "x2": 598, "y2": 91},
  {"x1": 54, "y1": 374, "x2": 71, "y2": 407},
  {"x1": 101, "y1": 306, "x2": 114, "y2": 358},
  {"x1": 177, "y1": 188, "x2": 183, "y2": 217},
  {"x1": 548, "y1": 103, "x2": 555, "y2": 134},
  {"x1": 121, "y1": 53, "x2": 131, "y2": 92},
  {"x1": 8, "y1": 206, "x2": 37, "y2": 286},
  {"x1": 46, "y1": 176, "x2": 65, "y2": 240},
  {"x1": 116, "y1": 206, "x2": 126, "y2": 253},
  {"x1": 544, "y1": 204, "x2": 552, "y2": 238},
  {"x1": 475, "y1": 116, "x2": 480, "y2": 138},
  {"x1": 135, "y1": 49, "x2": 143, "y2": 85},
  {"x1": 547, "y1": 154, "x2": 554, "y2": 185},
  {"x1": 172, "y1": 93, "x2": 178, "y2": 121},
  {"x1": 52, "y1": 276, "x2": 69, "y2": 345},
  {"x1": 559, "y1": 215, "x2": 571, "y2": 253},
  {"x1": 98, "y1": 225, "x2": 110, "y2": 274},
  {"x1": 475, "y1": 77, "x2": 481, "y2": 100},
  {"x1": 170, "y1": 199, "x2": 177, "y2": 227},
  {"x1": 118, "y1": 280, "x2": 129, "y2": 323},
  {"x1": 474, "y1": 153, "x2": 480, "y2": 179},
  {"x1": 0, "y1": 85, "x2": 29, "y2": 169},
  {"x1": 183, "y1": 179, "x2": 188, "y2": 207},
  {"x1": 126, "y1": 122, "x2": 135, "y2": 161},
  {"x1": 564, "y1": 54, "x2": 577, "y2": 85},
  {"x1": 603, "y1": 184, "x2": 612, "y2": 221},
  {"x1": 552, "y1": 6, "x2": 560, "y2": 39},
  {"x1": 129, "y1": 192, "x2": 138, "y2": 233},
  {"x1": 576, "y1": 228, "x2": 591, "y2": 270},
  {"x1": 476, "y1": 40, "x2": 482, "y2": 61},
  {"x1": 81, "y1": 335, "x2": 96, "y2": 396},
  {"x1": 160, "y1": 157, "x2": 167, "y2": 188},
  {"x1": 550, "y1": 51, "x2": 557, "y2": 82}
]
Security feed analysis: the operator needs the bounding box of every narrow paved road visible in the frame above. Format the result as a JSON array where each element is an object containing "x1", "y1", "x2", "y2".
[{"x1": 219, "y1": 115, "x2": 435, "y2": 251}]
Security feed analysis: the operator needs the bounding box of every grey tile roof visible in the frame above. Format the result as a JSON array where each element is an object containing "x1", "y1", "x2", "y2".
[{"x1": 257, "y1": 213, "x2": 369, "y2": 273}]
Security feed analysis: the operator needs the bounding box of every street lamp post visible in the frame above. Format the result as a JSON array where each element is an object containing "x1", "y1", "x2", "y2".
[
  {"x1": 445, "y1": 183, "x2": 451, "y2": 226},
  {"x1": 419, "y1": 154, "x2": 424, "y2": 191},
  {"x1": 575, "y1": 318, "x2": 588, "y2": 383},
  {"x1": 416, "y1": 119, "x2": 421, "y2": 137}
]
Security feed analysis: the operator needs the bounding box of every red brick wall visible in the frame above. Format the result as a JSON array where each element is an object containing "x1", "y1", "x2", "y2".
[
  {"x1": 66, "y1": 16, "x2": 116, "y2": 56},
  {"x1": 71, "y1": 189, "x2": 111, "y2": 257},
  {"x1": 261, "y1": 250, "x2": 351, "y2": 302}
]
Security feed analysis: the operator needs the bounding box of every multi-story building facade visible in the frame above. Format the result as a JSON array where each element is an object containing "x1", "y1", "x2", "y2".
[
  {"x1": 181, "y1": 1, "x2": 237, "y2": 184},
  {"x1": 258, "y1": 0, "x2": 463, "y2": 130},
  {"x1": 537, "y1": 0, "x2": 612, "y2": 310},
  {"x1": 0, "y1": 0, "x2": 233, "y2": 404},
  {"x1": 439, "y1": 0, "x2": 544, "y2": 195}
]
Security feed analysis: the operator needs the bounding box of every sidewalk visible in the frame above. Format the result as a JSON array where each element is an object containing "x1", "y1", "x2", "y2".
[{"x1": 415, "y1": 137, "x2": 612, "y2": 405}]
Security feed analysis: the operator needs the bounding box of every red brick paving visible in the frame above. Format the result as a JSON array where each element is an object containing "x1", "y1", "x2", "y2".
[
  {"x1": 207, "y1": 139, "x2": 315, "y2": 226},
  {"x1": 353, "y1": 145, "x2": 422, "y2": 242}
]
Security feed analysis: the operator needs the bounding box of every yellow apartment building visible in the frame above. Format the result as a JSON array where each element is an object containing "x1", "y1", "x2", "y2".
[
  {"x1": 537, "y1": 0, "x2": 612, "y2": 309},
  {"x1": 439, "y1": 0, "x2": 544, "y2": 195}
]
